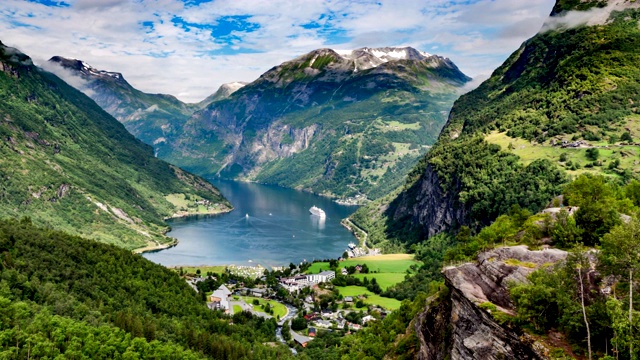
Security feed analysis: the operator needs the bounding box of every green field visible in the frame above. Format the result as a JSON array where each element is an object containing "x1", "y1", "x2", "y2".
[
  {"x1": 366, "y1": 295, "x2": 401, "y2": 310},
  {"x1": 353, "y1": 273, "x2": 407, "y2": 290},
  {"x1": 241, "y1": 297, "x2": 288, "y2": 319},
  {"x1": 170, "y1": 265, "x2": 227, "y2": 276},
  {"x1": 307, "y1": 254, "x2": 418, "y2": 274},
  {"x1": 233, "y1": 305, "x2": 243, "y2": 314},
  {"x1": 485, "y1": 131, "x2": 640, "y2": 178},
  {"x1": 336, "y1": 286, "x2": 374, "y2": 297},
  {"x1": 335, "y1": 286, "x2": 401, "y2": 310}
]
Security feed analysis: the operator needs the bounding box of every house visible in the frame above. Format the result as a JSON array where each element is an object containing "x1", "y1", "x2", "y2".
[
  {"x1": 250, "y1": 288, "x2": 267, "y2": 297},
  {"x1": 308, "y1": 327, "x2": 317, "y2": 337},
  {"x1": 209, "y1": 284, "x2": 232, "y2": 312},
  {"x1": 306, "y1": 270, "x2": 336, "y2": 284},
  {"x1": 321, "y1": 309, "x2": 335, "y2": 318},
  {"x1": 344, "y1": 296, "x2": 353, "y2": 303},
  {"x1": 349, "y1": 323, "x2": 362, "y2": 331},
  {"x1": 314, "y1": 320, "x2": 332, "y2": 328},
  {"x1": 341, "y1": 268, "x2": 348, "y2": 276},
  {"x1": 304, "y1": 295, "x2": 314, "y2": 304},
  {"x1": 362, "y1": 315, "x2": 376, "y2": 324},
  {"x1": 279, "y1": 275, "x2": 309, "y2": 292},
  {"x1": 294, "y1": 338, "x2": 308, "y2": 347},
  {"x1": 355, "y1": 265, "x2": 363, "y2": 272}
]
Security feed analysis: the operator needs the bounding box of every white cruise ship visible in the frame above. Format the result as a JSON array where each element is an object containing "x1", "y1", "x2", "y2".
[{"x1": 309, "y1": 205, "x2": 326, "y2": 218}]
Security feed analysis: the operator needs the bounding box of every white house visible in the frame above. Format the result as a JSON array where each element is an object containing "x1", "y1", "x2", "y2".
[
  {"x1": 306, "y1": 270, "x2": 336, "y2": 284},
  {"x1": 209, "y1": 284, "x2": 231, "y2": 312}
]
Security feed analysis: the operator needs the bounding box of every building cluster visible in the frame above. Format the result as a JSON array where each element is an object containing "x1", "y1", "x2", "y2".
[
  {"x1": 279, "y1": 270, "x2": 335, "y2": 292},
  {"x1": 227, "y1": 264, "x2": 265, "y2": 279}
]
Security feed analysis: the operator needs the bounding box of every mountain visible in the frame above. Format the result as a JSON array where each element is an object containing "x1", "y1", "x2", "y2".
[
  {"x1": 0, "y1": 42, "x2": 231, "y2": 250},
  {"x1": 161, "y1": 47, "x2": 470, "y2": 201},
  {"x1": 351, "y1": 0, "x2": 640, "y2": 249},
  {"x1": 197, "y1": 81, "x2": 247, "y2": 106},
  {"x1": 46, "y1": 56, "x2": 239, "y2": 159}
]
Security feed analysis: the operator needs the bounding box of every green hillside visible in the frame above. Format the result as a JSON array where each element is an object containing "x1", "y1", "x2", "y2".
[
  {"x1": 351, "y1": 4, "x2": 640, "y2": 250},
  {"x1": 0, "y1": 42, "x2": 231, "y2": 250},
  {"x1": 0, "y1": 218, "x2": 291, "y2": 359}
]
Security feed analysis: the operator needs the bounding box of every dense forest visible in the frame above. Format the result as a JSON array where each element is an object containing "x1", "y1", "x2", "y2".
[{"x1": 0, "y1": 218, "x2": 292, "y2": 359}]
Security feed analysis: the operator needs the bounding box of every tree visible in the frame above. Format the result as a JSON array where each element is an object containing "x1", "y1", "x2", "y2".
[
  {"x1": 564, "y1": 174, "x2": 620, "y2": 245},
  {"x1": 600, "y1": 217, "x2": 640, "y2": 359},
  {"x1": 291, "y1": 317, "x2": 307, "y2": 331},
  {"x1": 282, "y1": 320, "x2": 291, "y2": 341},
  {"x1": 586, "y1": 148, "x2": 600, "y2": 161},
  {"x1": 551, "y1": 209, "x2": 583, "y2": 248}
]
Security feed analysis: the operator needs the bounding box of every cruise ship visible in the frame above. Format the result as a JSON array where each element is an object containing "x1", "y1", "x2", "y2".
[{"x1": 309, "y1": 205, "x2": 326, "y2": 218}]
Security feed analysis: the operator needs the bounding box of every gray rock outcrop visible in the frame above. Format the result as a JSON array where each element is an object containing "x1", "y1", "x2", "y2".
[{"x1": 416, "y1": 246, "x2": 568, "y2": 360}]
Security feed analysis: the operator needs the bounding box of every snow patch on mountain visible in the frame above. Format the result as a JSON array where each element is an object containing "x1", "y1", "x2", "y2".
[{"x1": 333, "y1": 46, "x2": 435, "y2": 71}]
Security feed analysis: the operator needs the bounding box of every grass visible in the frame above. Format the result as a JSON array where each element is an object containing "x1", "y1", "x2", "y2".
[
  {"x1": 336, "y1": 286, "x2": 374, "y2": 297},
  {"x1": 504, "y1": 259, "x2": 537, "y2": 268},
  {"x1": 335, "y1": 286, "x2": 401, "y2": 309},
  {"x1": 233, "y1": 305, "x2": 243, "y2": 314},
  {"x1": 377, "y1": 120, "x2": 421, "y2": 131},
  {"x1": 240, "y1": 297, "x2": 288, "y2": 319},
  {"x1": 170, "y1": 265, "x2": 227, "y2": 276},
  {"x1": 352, "y1": 273, "x2": 407, "y2": 290},
  {"x1": 306, "y1": 254, "x2": 418, "y2": 275},
  {"x1": 366, "y1": 295, "x2": 401, "y2": 310},
  {"x1": 485, "y1": 131, "x2": 640, "y2": 178}
]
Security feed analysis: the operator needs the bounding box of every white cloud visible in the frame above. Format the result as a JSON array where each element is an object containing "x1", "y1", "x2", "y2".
[{"x1": 0, "y1": 0, "x2": 556, "y2": 102}]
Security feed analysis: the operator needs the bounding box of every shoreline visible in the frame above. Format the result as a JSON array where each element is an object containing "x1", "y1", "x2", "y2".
[
  {"x1": 134, "y1": 207, "x2": 233, "y2": 254},
  {"x1": 133, "y1": 237, "x2": 178, "y2": 254},
  {"x1": 163, "y1": 205, "x2": 234, "y2": 221}
]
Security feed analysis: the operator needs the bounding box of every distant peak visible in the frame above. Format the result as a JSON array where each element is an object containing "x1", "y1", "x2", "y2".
[
  {"x1": 332, "y1": 46, "x2": 443, "y2": 71},
  {"x1": 49, "y1": 56, "x2": 124, "y2": 81}
]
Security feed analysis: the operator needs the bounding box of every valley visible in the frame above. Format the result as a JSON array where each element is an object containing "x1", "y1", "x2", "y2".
[{"x1": 3, "y1": 0, "x2": 640, "y2": 358}]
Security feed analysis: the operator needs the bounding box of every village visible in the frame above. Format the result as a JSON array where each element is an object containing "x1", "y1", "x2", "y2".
[{"x1": 180, "y1": 251, "x2": 416, "y2": 350}]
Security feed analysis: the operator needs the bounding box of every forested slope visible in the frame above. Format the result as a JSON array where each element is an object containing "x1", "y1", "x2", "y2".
[
  {"x1": 352, "y1": 0, "x2": 640, "y2": 250},
  {"x1": 0, "y1": 218, "x2": 291, "y2": 359},
  {"x1": 0, "y1": 41, "x2": 231, "y2": 250}
]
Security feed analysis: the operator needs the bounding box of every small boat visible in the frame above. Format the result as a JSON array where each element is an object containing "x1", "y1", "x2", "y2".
[
  {"x1": 309, "y1": 205, "x2": 326, "y2": 218},
  {"x1": 245, "y1": 213, "x2": 249, "y2": 218}
]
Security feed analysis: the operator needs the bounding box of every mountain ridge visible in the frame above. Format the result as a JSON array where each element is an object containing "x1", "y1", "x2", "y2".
[
  {"x1": 164, "y1": 46, "x2": 470, "y2": 201},
  {"x1": 0, "y1": 41, "x2": 231, "y2": 250}
]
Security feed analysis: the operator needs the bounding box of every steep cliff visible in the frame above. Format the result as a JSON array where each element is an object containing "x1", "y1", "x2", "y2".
[{"x1": 416, "y1": 246, "x2": 568, "y2": 359}]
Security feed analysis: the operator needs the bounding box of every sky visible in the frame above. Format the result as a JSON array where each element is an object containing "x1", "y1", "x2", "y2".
[{"x1": 1, "y1": 0, "x2": 556, "y2": 103}]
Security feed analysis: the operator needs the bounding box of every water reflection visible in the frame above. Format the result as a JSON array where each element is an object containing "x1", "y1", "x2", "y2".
[{"x1": 310, "y1": 215, "x2": 326, "y2": 230}]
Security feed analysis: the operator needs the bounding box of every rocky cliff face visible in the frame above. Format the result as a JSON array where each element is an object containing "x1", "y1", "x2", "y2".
[
  {"x1": 416, "y1": 246, "x2": 568, "y2": 360},
  {"x1": 391, "y1": 163, "x2": 468, "y2": 238}
]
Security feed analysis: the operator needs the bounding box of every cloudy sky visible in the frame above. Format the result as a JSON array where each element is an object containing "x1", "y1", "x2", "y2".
[{"x1": 1, "y1": 0, "x2": 555, "y2": 103}]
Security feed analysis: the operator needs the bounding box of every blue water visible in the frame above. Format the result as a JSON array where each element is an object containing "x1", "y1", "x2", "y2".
[{"x1": 142, "y1": 179, "x2": 358, "y2": 268}]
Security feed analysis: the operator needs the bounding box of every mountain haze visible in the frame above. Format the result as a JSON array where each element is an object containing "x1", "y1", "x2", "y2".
[{"x1": 0, "y1": 42, "x2": 231, "y2": 250}]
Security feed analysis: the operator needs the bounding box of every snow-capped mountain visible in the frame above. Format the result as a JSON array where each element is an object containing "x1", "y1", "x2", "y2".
[
  {"x1": 333, "y1": 46, "x2": 439, "y2": 71},
  {"x1": 49, "y1": 56, "x2": 123, "y2": 81}
]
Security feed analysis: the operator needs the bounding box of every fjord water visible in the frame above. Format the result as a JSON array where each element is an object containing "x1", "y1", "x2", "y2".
[{"x1": 143, "y1": 179, "x2": 358, "y2": 268}]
